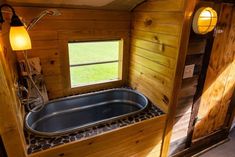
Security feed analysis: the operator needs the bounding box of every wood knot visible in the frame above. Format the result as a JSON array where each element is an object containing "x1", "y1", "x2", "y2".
[
  {"x1": 144, "y1": 18, "x2": 152, "y2": 26},
  {"x1": 154, "y1": 36, "x2": 160, "y2": 42},
  {"x1": 50, "y1": 60, "x2": 55, "y2": 65},
  {"x1": 162, "y1": 95, "x2": 169, "y2": 105},
  {"x1": 58, "y1": 153, "x2": 65, "y2": 156}
]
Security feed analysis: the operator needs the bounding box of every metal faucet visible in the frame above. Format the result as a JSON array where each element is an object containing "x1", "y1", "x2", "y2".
[
  {"x1": 17, "y1": 83, "x2": 42, "y2": 108},
  {"x1": 17, "y1": 84, "x2": 29, "y2": 104}
]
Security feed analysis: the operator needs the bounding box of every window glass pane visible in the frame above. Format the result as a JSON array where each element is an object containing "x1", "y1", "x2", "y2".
[
  {"x1": 70, "y1": 62, "x2": 119, "y2": 87},
  {"x1": 68, "y1": 41, "x2": 119, "y2": 65}
]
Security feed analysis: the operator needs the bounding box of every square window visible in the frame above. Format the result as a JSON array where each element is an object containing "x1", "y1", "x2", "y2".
[{"x1": 68, "y1": 40, "x2": 122, "y2": 87}]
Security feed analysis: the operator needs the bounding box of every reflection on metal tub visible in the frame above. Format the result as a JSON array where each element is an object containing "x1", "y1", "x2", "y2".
[{"x1": 25, "y1": 88, "x2": 149, "y2": 136}]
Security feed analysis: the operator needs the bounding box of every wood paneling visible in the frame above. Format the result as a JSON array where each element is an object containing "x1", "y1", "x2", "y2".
[
  {"x1": 187, "y1": 39, "x2": 207, "y2": 55},
  {"x1": 168, "y1": 1, "x2": 220, "y2": 154},
  {"x1": 129, "y1": 0, "x2": 187, "y2": 113},
  {"x1": 134, "y1": 0, "x2": 185, "y2": 12},
  {"x1": 193, "y1": 4, "x2": 235, "y2": 140},
  {"x1": 171, "y1": 113, "x2": 192, "y2": 141},
  {"x1": 14, "y1": 7, "x2": 131, "y2": 99},
  {"x1": 130, "y1": 0, "x2": 198, "y2": 156},
  {"x1": 29, "y1": 115, "x2": 166, "y2": 157},
  {"x1": 169, "y1": 21, "x2": 208, "y2": 156},
  {"x1": 169, "y1": 51, "x2": 203, "y2": 155},
  {"x1": 0, "y1": 26, "x2": 27, "y2": 157},
  {"x1": 132, "y1": 20, "x2": 181, "y2": 36}
]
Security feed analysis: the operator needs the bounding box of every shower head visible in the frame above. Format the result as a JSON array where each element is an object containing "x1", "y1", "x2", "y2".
[
  {"x1": 45, "y1": 9, "x2": 61, "y2": 16},
  {"x1": 27, "y1": 9, "x2": 61, "y2": 30}
]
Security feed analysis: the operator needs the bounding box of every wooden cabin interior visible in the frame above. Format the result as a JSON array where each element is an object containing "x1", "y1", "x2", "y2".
[{"x1": 0, "y1": 0, "x2": 235, "y2": 157}]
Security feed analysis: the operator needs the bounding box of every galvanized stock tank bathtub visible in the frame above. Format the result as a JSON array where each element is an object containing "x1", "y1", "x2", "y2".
[{"x1": 25, "y1": 88, "x2": 149, "y2": 136}]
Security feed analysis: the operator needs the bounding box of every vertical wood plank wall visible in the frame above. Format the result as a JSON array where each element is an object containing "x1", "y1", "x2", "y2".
[
  {"x1": 14, "y1": 7, "x2": 131, "y2": 99},
  {"x1": 0, "y1": 25, "x2": 27, "y2": 157},
  {"x1": 129, "y1": 0, "x2": 187, "y2": 113}
]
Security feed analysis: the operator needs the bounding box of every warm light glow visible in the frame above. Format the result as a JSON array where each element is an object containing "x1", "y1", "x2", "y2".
[
  {"x1": 9, "y1": 26, "x2": 32, "y2": 51},
  {"x1": 193, "y1": 7, "x2": 218, "y2": 34}
]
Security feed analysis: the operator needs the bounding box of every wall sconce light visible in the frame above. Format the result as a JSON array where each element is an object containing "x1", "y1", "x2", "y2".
[
  {"x1": 0, "y1": 4, "x2": 32, "y2": 51},
  {"x1": 192, "y1": 7, "x2": 218, "y2": 35}
]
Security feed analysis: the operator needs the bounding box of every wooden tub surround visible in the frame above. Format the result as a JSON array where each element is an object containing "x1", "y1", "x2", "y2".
[
  {"x1": 26, "y1": 104, "x2": 165, "y2": 156},
  {"x1": 28, "y1": 115, "x2": 166, "y2": 157}
]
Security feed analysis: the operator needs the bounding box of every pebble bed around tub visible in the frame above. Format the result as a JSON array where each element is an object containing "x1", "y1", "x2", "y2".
[{"x1": 25, "y1": 103, "x2": 164, "y2": 154}]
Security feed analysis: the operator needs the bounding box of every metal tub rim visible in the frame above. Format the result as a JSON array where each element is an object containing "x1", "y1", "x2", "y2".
[{"x1": 24, "y1": 88, "x2": 149, "y2": 137}]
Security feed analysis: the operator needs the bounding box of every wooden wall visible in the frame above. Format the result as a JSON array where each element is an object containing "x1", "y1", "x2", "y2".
[
  {"x1": 168, "y1": 3, "x2": 235, "y2": 156},
  {"x1": 193, "y1": 4, "x2": 235, "y2": 140},
  {"x1": 129, "y1": 0, "x2": 197, "y2": 156},
  {"x1": 129, "y1": 0, "x2": 186, "y2": 113},
  {"x1": 0, "y1": 2, "x2": 199, "y2": 157},
  {"x1": 169, "y1": 36, "x2": 207, "y2": 155},
  {"x1": 14, "y1": 7, "x2": 131, "y2": 99},
  {"x1": 0, "y1": 22, "x2": 27, "y2": 157},
  {"x1": 168, "y1": 1, "x2": 222, "y2": 155}
]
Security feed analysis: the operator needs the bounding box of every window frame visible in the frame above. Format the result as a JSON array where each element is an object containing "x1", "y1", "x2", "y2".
[
  {"x1": 68, "y1": 39, "x2": 123, "y2": 88},
  {"x1": 59, "y1": 32, "x2": 128, "y2": 96}
]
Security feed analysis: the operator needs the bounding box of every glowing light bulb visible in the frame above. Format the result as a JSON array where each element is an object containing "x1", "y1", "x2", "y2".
[
  {"x1": 9, "y1": 26, "x2": 32, "y2": 51},
  {"x1": 193, "y1": 7, "x2": 218, "y2": 34}
]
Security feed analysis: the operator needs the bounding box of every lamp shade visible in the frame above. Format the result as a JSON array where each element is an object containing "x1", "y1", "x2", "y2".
[
  {"x1": 9, "y1": 26, "x2": 32, "y2": 51},
  {"x1": 192, "y1": 7, "x2": 218, "y2": 35}
]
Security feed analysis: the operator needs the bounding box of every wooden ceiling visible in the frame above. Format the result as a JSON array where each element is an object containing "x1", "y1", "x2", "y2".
[{"x1": 5, "y1": 0, "x2": 146, "y2": 11}]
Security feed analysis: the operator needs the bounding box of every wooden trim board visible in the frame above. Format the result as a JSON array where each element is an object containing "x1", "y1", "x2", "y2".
[
  {"x1": 29, "y1": 115, "x2": 166, "y2": 157},
  {"x1": 160, "y1": 0, "x2": 198, "y2": 156},
  {"x1": 0, "y1": 31, "x2": 27, "y2": 157},
  {"x1": 58, "y1": 31, "x2": 130, "y2": 96}
]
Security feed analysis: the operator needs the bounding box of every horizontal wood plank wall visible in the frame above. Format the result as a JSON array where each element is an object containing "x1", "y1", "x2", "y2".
[
  {"x1": 0, "y1": 24, "x2": 27, "y2": 156},
  {"x1": 129, "y1": 0, "x2": 186, "y2": 113},
  {"x1": 14, "y1": 7, "x2": 131, "y2": 99},
  {"x1": 29, "y1": 115, "x2": 166, "y2": 157},
  {"x1": 169, "y1": 37, "x2": 206, "y2": 155},
  {"x1": 129, "y1": 0, "x2": 197, "y2": 156}
]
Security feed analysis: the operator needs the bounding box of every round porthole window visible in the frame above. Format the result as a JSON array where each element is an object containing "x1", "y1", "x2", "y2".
[{"x1": 192, "y1": 7, "x2": 218, "y2": 35}]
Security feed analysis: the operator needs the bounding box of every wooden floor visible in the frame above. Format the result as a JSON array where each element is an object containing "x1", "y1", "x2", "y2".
[{"x1": 199, "y1": 128, "x2": 235, "y2": 157}]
